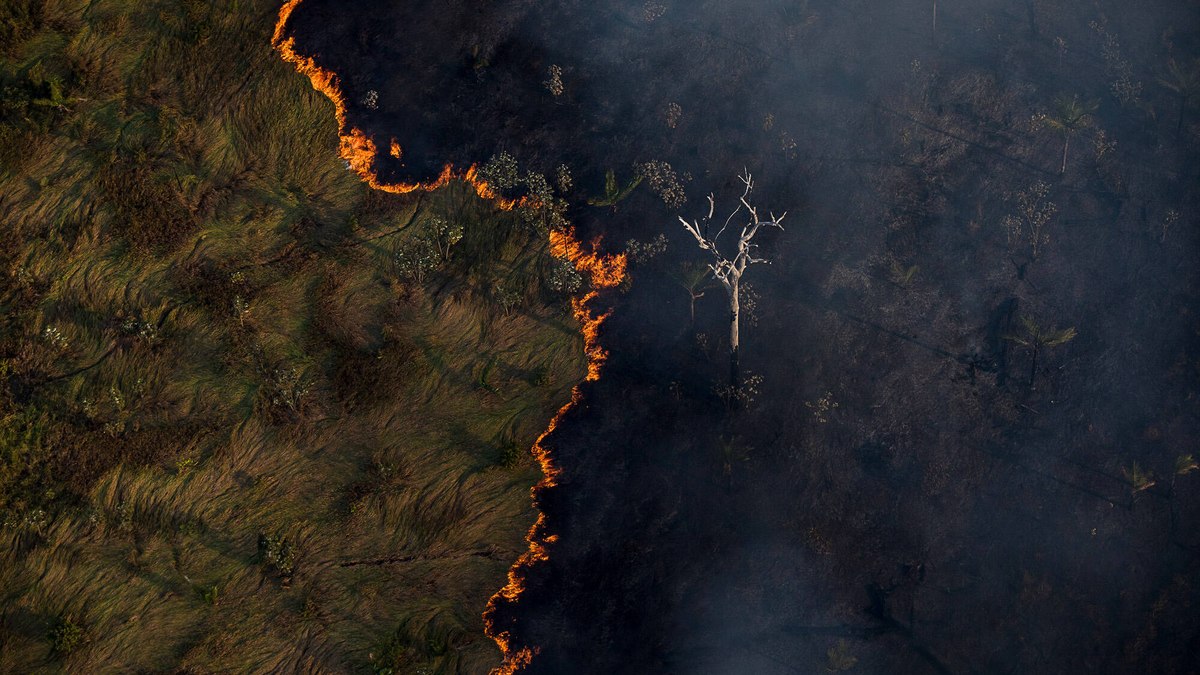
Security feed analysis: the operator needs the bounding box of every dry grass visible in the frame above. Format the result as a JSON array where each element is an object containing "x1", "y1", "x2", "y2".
[{"x1": 0, "y1": 1, "x2": 582, "y2": 672}]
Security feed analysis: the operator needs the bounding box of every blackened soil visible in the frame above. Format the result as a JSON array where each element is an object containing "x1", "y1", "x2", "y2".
[{"x1": 289, "y1": 1, "x2": 1200, "y2": 672}]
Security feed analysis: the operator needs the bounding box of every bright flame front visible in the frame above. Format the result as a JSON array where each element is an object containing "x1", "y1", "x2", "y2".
[{"x1": 272, "y1": 4, "x2": 628, "y2": 672}]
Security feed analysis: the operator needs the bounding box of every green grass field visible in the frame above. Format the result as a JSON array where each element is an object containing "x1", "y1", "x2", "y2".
[{"x1": 0, "y1": 1, "x2": 583, "y2": 672}]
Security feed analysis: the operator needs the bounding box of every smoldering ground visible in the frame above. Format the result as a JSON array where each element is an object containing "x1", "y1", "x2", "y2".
[{"x1": 287, "y1": 0, "x2": 1200, "y2": 672}]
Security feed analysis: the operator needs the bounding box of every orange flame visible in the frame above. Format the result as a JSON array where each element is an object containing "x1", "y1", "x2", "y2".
[
  {"x1": 481, "y1": 389, "x2": 574, "y2": 674},
  {"x1": 273, "y1": 3, "x2": 627, "y2": 672},
  {"x1": 272, "y1": 0, "x2": 526, "y2": 209},
  {"x1": 480, "y1": 280, "x2": 617, "y2": 674},
  {"x1": 549, "y1": 228, "x2": 628, "y2": 290}
]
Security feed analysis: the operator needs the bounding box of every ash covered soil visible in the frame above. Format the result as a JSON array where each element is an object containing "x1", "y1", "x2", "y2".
[{"x1": 289, "y1": 0, "x2": 1200, "y2": 672}]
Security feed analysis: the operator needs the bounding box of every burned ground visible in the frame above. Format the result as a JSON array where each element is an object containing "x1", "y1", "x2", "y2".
[{"x1": 287, "y1": 0, "x2": 1200, "y2": 672}]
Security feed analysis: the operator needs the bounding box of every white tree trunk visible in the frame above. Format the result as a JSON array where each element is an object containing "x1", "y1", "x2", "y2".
[
  {"x1": 728, "y1": 279, "x2": 740, "y2": 356},
  {"x1": 728, "y1": 277, "x2": 740, "y2": 386}
]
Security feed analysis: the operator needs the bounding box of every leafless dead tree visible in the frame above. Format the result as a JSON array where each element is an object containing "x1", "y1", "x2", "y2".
[{"x1": 678, "y1": 170, "x2": 785, "y2": 385}]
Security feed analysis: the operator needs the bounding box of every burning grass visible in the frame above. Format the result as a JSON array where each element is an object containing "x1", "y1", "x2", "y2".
[
  {"x1": 268, "y1": 3, "x2": 629, "y2": 671},
  {"x1": 271, "y1": 0, "x2": 526, "y2": 210}
]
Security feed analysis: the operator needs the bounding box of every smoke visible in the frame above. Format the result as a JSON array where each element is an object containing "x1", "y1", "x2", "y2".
[{"x1": 284, "y1": 0, "x2": 1200, "y2": 672}]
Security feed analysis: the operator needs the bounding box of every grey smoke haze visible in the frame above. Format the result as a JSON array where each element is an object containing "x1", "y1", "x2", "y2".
[{"x1": 290, "y1": 0, "x2": 1200, "y2": 671}]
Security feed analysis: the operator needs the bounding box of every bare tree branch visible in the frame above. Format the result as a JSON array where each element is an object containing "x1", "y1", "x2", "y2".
[{"x1": 674, "y1": 170, "x2": 787, "y2": 385}]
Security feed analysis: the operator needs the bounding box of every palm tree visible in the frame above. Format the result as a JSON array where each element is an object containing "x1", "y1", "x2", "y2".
[
  {"x1": 1158, "y1": 58, "x2": 1200, "y2": 136},
  {"x1": 1168, "y1": 453, "x2": 1198, "y2": 537},
  {"x1": 668, "y1": 261, "x2": 712, "y2": 326},
  {"x1": 587, "y1": 168, "x2": 641, "y2": 208},
  {"x1": 1005, "y1": 315, "x2": 1076, "y2": 385},
  {"x1": 30, "y1": 75, "x2": 82, "y2": 113},
  {"x1": 718, "y1": 434, "x2": 751, "y2": 488},
  {"x1": 1123, "y1": 462, "x2": 1156, "y2": 494},
  {"x1": 1176, "y1": 454, "x2": 1199, "y2": 477},
  {"x1": 1043, "y1": 94, "x2": 1097, "y2": 174}
]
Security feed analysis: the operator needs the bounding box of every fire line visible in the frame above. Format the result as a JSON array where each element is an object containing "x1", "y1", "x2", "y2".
[{"x1": 272, "y1": 3, "x2": 628, "y2": 672}]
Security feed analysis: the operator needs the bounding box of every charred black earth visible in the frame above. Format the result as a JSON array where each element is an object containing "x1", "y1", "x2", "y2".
[{"x1": 288, "y1": 1, "x2": 1200, "y2": 672}]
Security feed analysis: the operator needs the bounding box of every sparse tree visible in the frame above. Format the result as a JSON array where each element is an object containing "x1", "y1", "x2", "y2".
[
  {"x1": 1004, "y1": 314, "x2": 1076, "y2": 386},
  {"x1": 1158, "y1": 58, "x2": 1200, "y2": 136},
  {"x1": 478, "y1": 151, "x2": 520, "y2": 191},
  {"x1": 668, "y1": 261, "x2": 712, "y2": 326},
  {"x1": 717, "y1": 434, "x2": 751, "y2": 486},
  {"x1": 519, "y1": 171, "x2": 570, "y2": 235},
  {"x1": 426, "y1": 216, "x2": 463, "y2": 262},
  {"x1": 664, "y1": 101, "x2": 682, "y2": 128},
  {"x1": 1090, "y1": 21, "x2": 1142, "y2": 106},
  {"x1": 678, "y1": 171, "x2": 786, "y2": 385},
  {"x1": 1023, "y1": 0, "x2": 1038, "y2": 37},
  {"x1": 889, "y1": 260, "x2": 919, "y2": 289},
  {"x1": 48, "y1": 615, "x2": 84, "y2": 655},
  {"x1": 827, "y1": 639, "x2": 859, "y2": 672},
  {"x1": 1123, "y1": 462, "x2": 1155, "y2": 495},
  {"x1": 625, "y1": 233, "x2": 669, "y2": 263},
  {"x1": 392, "y1": 236, "x2": 438, "y2": 284},
  {"x1": 1168, "y1": 453, "x2": 1198, "y2": 538},
  {"x1": 638, "y1": 160, "x2": 687, "y2": 209},
  {"x1": 1043, "y1": 94, "x2": 1097, "y2": 174},
  {"x1": 554, "y1": 163, "x2": 573, "y2": 193},
  {"x1": 1003, "y1": 181, "x2": 1057, "y2": 263},
  {"x1": 496, "y1": 279, "x2": 524, "y2": 316},
  {"x1": 587, "y1": 168, "x2": 642, "y2": 208},
  {"x1": 1176, "y1": 454, "x2": 1199, "y2": 477},
  {"x1": 546, "y1": 258, "x2": 582, "y2": 295}
]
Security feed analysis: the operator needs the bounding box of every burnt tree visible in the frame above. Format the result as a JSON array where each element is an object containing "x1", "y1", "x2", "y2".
[{"x1": 678, "y1": 170, "x2": 785, "y2": 386}]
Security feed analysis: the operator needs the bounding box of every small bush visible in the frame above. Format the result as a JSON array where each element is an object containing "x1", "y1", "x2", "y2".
[
  {"x1": 263, "y1": 366, "x2": 313, "y2": 421},
  {"x1": 528, "y1": 365, "x2": 551, "y2": 387},
  {"x1": 495, "y1": 437, "x2": 524, "y2": 469},
  {"x1": 259, "y1": 533, "x2": 297, "y2": 580},
  {"x1": 392, "y1": 237, "x2": 439, "y2": 285},
  {"x1": 196, "y1": 583, "x2": 219, "y2": 605},
  {"x1": 826, "y1": 639, "x2": 858, "y2": 671},
  {"x1": 48, "y1": 615, "x2": 84, "y2": 655},
  {"x1": 545, "y1": 258, "x2": 582, "y2": 294},
  {"x1": 427, "y1": 216, "x2": 463, "y2": 262},
  {"x1": 495, "y1": 278, "x2": 525, "y2": 315},
  {"x1": 478, "y1": 151, "x2": 520, "y2": 192}
]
